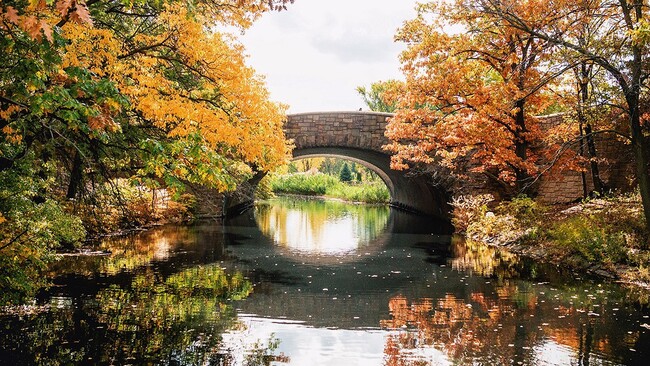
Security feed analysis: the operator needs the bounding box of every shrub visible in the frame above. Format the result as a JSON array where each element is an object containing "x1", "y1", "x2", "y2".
[
  {"x1": 549, "y1": 215, "x2": 628, "y2": 266},
  {"x1": 467, "y1": 212, "x2": 521, "y2": 244},
  {"x1": 497, "y1": 195, "x2": 545, "y2": 228},
  {"x1": 452, "y1": 194, "x2": 545, "y2": 244},
  {"x1": 450, "y1": 194, "x2": 494, "y2": 233}
]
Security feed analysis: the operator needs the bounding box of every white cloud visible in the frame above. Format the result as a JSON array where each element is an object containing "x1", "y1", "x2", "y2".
[{"x1": 239, "y1": 0, "x2": 418, "y2": 113}]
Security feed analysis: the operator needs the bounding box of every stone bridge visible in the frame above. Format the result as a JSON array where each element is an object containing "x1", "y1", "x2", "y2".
[
  {"x1": 199, "y1": 111, "x2": 634, "y2": 219},
  {"x1": 283, "y1": 111, "x2": 449, "y2": 217},
  {"x1": 195, "y1": 111, "x2": 449, "y2": 218}
]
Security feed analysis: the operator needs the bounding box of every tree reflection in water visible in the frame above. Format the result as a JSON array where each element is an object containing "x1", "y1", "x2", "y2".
[
  {"x1": 381, "y1": 238, "x2": 648, "y2": 366},
  {"x1": 1, "y1": 263, "x2": 288, "y2": 365},
  {"x1": 49, "y1": 226, "x2": 211, "y2": 277}
]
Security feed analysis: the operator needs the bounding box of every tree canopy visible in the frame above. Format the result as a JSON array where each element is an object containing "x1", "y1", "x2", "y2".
[
  {"x1": 0, "y1": 0, "x2": 293, "y2": 303},
  {"x1": 385, "y1": 1, "x2": 569, "y2": 194}
]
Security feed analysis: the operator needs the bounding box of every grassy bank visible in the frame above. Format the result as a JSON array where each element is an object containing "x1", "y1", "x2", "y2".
[
  {"x1": 452, "y1": 193, "x2": 650, "y2": 288},
  {"x1": 268, "y1": 172, "x2": 390, "y2": 204}
]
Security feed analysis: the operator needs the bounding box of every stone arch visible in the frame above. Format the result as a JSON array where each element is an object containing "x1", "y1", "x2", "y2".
[
  {"x1": 220, "y1": 111, "x2": 451, "y2": 219},
  {"x1": 285, "y1": 111, "x2": 450, "y2": 218},
  {"x1": 292, "y1": 147, "x2": 449, "y2": 218}
]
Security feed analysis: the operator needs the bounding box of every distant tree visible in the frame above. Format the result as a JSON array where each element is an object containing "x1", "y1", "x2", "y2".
[
  {"x1": 356, "y1": 80, "x2": 404, "y2": 112},
  {"x1": 287, "y1": 162, "x2": 298, "y2": 173},
  {"x1": 339, "y1": 163, "x2": 353, "y2": 182},
  {"x1": 319, "y1": 158, "x2": 336, "y2": 175}
]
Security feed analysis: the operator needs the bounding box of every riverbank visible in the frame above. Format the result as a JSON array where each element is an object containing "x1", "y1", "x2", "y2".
[
  {"x1": 453, "y1": 194, "x2": 650, "y2": 292},
  {"x1": 268, "y1": 172, "x2": 390, "y2": 204}
]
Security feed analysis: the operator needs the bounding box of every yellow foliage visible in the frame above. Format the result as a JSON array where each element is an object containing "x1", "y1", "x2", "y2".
[{"x1": 57, "y1": 2, "x2": 291, "y2": 187}]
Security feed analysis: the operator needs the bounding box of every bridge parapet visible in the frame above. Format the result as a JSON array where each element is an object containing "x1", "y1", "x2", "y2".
[{"x1": 286, "y1": 111, "x2": 392, "y2": 153}]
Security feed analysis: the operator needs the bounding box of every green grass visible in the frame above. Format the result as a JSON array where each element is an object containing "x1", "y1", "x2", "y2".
[{"x1": 268, "y1": 173, "x2": 390, "y2": 204}]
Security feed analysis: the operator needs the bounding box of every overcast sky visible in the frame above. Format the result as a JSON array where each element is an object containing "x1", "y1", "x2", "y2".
[{"x1": 239, "y1": 0, "x2": 419, "y2": 113}]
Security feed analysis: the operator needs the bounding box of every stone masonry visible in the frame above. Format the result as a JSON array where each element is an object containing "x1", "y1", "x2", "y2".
[
  {"x1": 285, "y1": 111, "x2": 391, "y2": 153},
  {"x1": 202, "y1": 111, "x2": 635, "y2": 218},
  {"x1": 536, "y1": 114, "x2": 635, "y2": 203}
]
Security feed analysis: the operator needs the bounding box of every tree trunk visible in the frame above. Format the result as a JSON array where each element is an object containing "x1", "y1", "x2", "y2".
[
  {"x1": 66, "y1": 151, "x2": 83, "y2": 199},
  {"x1": 633, "y1": 137, "x2": 650, "y2": 236},
  {"x1": 578, "y1": 121, "x2": 589, "y2": 198},
  {"x1": 513, "y1": 100, "x2": 529, "y2": 194},
  {"x1": 584, "y1": 123, "x2": 606, "y2": 194},
  {"x1": 577, "y1": 62, "x2": 606, "y2": 195},
  {"x1": 628, "y1": 96, "x2": 650, "y2": 238}
]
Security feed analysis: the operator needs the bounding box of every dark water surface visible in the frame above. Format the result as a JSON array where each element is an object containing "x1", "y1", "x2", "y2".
[{"x1": 1, "y1": 197, "x2": 649, "y2": 365}]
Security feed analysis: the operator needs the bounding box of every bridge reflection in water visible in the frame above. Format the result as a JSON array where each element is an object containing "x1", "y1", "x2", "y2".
[
  {"x1": 221, "y1": 198, "x2": 650, "y2": 366},
  {"x1": 20, "y1": 197, "x2": 650, "y2": 366},
  {"x1": 223, "y1": 198, "x2": 457, "y2": 330}
]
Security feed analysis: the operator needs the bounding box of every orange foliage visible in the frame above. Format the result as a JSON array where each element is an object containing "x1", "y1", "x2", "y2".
[{"x1": 385, "y1": 1, "x2": 566, "y2": 192}]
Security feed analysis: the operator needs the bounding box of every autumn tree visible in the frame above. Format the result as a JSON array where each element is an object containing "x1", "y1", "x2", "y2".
[
  {"x1": 385, "y1": 1, "x2": 566, "y2": 195},
  {"x1": 0, "y1": 0, "x2": 294, "y2": 303},
  {"x1": 466, "y1": 0, "x2": 650, "y2": 233}
]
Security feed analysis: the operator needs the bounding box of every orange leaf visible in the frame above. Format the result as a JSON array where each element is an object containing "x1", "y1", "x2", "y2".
[
  {"x1": 4, "y1": 6, "x2": 19, "y2": 24},
  {"x1": 21, "y1": 15, "x2": 42, "y2": 40},
  {"x1": 70, "y1": 1, "x2": 93, "y2": 25},
  {"x1": 41, "y1": 21, "x2": 53, "y2": 42},
  {"x1": 56, "y1": 0, "x2": 73, "y2": 17}
]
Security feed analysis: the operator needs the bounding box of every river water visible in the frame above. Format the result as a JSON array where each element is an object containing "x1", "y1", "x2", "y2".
[{"x1": 1, "y1": 196, "x2": 649, "y2": 365}]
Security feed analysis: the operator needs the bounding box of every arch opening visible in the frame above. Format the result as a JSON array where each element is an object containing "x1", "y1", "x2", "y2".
[{"x1": 289, "y1": 154, "x2": 395, "y2": 199}]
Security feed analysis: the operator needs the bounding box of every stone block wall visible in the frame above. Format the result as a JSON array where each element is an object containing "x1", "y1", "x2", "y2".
[
  {"x1": 285, "y1": 111, "x2": 391, "y2": 153},
  {"x1": 536, "y1": 114, "x2": 635, "y2": 203}
]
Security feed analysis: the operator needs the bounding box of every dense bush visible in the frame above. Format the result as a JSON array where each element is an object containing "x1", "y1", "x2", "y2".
[
  {"x1": 268, "y1": 172, "x2": 390, "y2": 204},
  {"x1": 452, "y1": 194, "x2": 544, "y2": 244},
  {"x1": 549, "y1": 215, "x2": 628, "y2": 266}
]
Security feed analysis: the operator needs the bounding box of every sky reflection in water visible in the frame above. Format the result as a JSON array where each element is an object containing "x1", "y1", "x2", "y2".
[{"x1": 1, "y1": 197, "x2": 649, "y2": 365}]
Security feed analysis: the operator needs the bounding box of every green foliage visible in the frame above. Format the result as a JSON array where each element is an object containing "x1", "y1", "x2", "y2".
[
  {"x1": 270, "y1": 173, "x2": 339, "y2": 195},
  {"x1": 549, "y1": 215, "x2": 627, "y2": 265},
  {"x1": 356, "y1": 80, "x2": 402, "y2": 112},
  {"x1": 269, "y1": 172, "x2": 390, "y2": 204},
  {"x1": 254, "y1": 174, "x2": 275, "y2": 200},
  {"x1": 339, "y1": 162, "x2": 353, "y2": 182},
  {"x1": 0, "y1": 156, "x2": 85, "y2": 305},
  {"x1": 496, "y1": 195, "x2": 545, "y2": 228},
  {"x1": 287, "y1": 162, "x2": 298, "y2": 173},
  {"x1": 325, "y1": 182, "x2": 390, "y2": 204}
]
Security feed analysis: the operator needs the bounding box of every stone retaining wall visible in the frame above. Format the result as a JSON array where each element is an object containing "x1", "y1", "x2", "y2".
[{"x1": 536, "y1": 114, "x2": 635, "y2": 203}]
